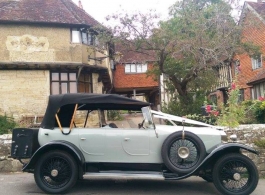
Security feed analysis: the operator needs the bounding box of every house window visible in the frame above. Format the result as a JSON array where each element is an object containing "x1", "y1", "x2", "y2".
[
  {"x1": 78, "y1": 73, "x2": 93, "y2": 93},
  {"x1": 82, "y1": 32, "x2": 88, "y2": 44},
  {"x1": 51, "y1": 72, "x2": 77, "y2": 94},
  {"x1": 251, "y1": 55, "x2": 262, "y2": 70},
  {"x1": 71, "y1": 28, "x2": 95, "y2": 45},
  {"x1": 251, "y1": 82, "x2": 265, "y2": 99},
  {"x1": 71, "y1": 28, "x2": 81, "y2": 43},
  {"x1": 125, "y1": 64, "x2": 148, "y2": 73}
]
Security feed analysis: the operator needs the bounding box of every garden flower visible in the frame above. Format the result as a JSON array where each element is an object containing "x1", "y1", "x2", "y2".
[
  {"x1": 231, "y1": 83, "x2": 236, "y2": 90},
  {"x1": 206, "y1": 105, "x2": 211, "y2": 113},
  {"x1": 211, "y1": 110, "x2": 219, "y2": 116},
  {"x1": 258, "y1": 96, "x2": 265, "y2": 101}
]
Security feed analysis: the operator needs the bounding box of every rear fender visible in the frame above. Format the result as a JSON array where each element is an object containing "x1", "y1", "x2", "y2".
[{"x1": 23, "y1": 140, "x2": 85, "y2": 177}]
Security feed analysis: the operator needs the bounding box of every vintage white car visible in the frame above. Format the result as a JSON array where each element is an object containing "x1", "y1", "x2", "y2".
[{"x1": 11, "y1": 93, "x2": 259, "y2": 195}]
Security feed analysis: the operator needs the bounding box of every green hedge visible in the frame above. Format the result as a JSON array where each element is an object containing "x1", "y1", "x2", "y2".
[{"x1": 0, "y1": 115, "x2": 16, "y2": 135}]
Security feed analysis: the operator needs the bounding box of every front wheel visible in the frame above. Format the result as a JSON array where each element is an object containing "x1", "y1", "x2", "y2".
[
  {"x1": 34, "y1": 150, "x2": 78, "y2": 194},
  {"x1": 213, "y1": 153, "x2": 259, "y2": 195}
]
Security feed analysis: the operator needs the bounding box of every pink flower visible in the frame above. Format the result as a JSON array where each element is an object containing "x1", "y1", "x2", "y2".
[
  {"x1": 259, "y1": 96, "x2": 265, "y2": 101},
  {"x1": 211, "y1": 110, "x2": 219, "y2": 116},
  {"x1": 206, "y1": 105, "x2": 211, "y2": 113},
  {"x1": 231, "y1": 83, "x2": 236, "y2": 90}
]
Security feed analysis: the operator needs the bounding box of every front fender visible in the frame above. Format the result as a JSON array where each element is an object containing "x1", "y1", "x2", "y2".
[
  {"x1": 198, "y1": 142, "x2": 258, "y2": 167},
  {"x1": 23, "y1": 140, "x2": 85, "y2": 172},
  {"x1": 165, "y1": 143, "x2": 258, "y2": 180}
]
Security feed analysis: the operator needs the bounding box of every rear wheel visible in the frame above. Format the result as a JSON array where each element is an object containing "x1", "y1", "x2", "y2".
[
  {"x1": 212, "y1": 153, "x2": 258, "y2": 195},
  {"x1": 34, "y1": 150, "x2": 78, "y2": 194}
]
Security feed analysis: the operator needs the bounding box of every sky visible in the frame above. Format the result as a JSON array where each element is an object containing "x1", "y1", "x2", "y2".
[
  {"x1": 72, "y1": 0, "x2": 258, "y2": 25},
  {"x1": 72, "y1": 0, "x2": 177, "y2": 24}
]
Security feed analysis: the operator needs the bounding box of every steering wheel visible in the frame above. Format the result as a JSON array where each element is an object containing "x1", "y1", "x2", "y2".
[{"x1": 138, "y1": 119, "x2": 145, "y2": 129}]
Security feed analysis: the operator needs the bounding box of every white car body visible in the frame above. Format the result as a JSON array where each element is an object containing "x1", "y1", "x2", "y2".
[{"x1": 10, "y1": 94, "x2": 258, "y2": 195}]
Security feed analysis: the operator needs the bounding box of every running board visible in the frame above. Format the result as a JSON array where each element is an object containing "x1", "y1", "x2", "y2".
[{"x1": 84, "y1": 171, "x2": 165, "y2": 180}]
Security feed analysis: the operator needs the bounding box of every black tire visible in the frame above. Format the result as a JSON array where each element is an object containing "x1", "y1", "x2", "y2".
[
  {"x1": 34, "y1": 150, "x2": 78, "y2": 194},
  {"x1": 161, "y1": 131, "x2": 206, "y2": 174},
  {"x1": 212, "y1": 153, "x2": 259, "y2": 195}
]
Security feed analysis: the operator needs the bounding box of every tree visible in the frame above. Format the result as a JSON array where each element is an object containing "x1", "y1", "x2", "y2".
[{"x1": 98, "y1": 0, "x2": 259, "y2": 114}]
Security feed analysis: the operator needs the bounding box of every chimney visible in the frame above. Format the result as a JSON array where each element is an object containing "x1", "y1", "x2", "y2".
[{"x1": 78, "y1": 0, "x2": 83, "y2": 9}]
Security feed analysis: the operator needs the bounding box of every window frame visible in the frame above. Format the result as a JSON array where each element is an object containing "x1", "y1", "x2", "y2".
[
  {"x1": 50, "y1": 72, "x2": 78, "y2": 95},
  {"x1": 251, "y1": 55, "x2": 262, "y2": 70},
  {"x1": 71, "y1": 28, "x2": 81, "y2": 44},
  {"x1": 71, "y1": 28, "x2": 96, "y2": 46},
  {"x1": 251, "y1": 82, "x2": 265, "y2": 100},
  {"x1": 125, "y1": 63, "x2": 148, "y2": 74}
]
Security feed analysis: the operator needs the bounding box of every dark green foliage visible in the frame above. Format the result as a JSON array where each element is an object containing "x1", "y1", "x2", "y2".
[
  {"x1": 240, "y1": 100, "x2": 258, "y2": 124},
  {"x1": 241, "y1": 100, "x2": 265, "y2": 124},
  {"x1": 0, "y1": 115, "x2": 16, "y2": 135},
  {"x1": 162, "y1": 91, "x2": 206, "y2": 117}
]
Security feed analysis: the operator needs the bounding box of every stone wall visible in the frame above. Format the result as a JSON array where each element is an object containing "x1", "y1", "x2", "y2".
[
  {"x1": 1, "y1": 126, "x2": 265, "y2": 175},
  {"x1": 225, "y1": 125, "x2": 265, "y2": 178},
  {"x1": 0, "y1": 24, "x2": 82, "y2": 63},
  {"x1": 0, "y1": 70, "x2": 50, "y2": 120},
  {"x1": 0, "y1": 134, "x2": 22, "y2": 172}
]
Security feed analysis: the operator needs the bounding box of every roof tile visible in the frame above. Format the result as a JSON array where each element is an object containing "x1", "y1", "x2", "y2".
[
  {"x1": 247, "y1": 1, "x2": 265, "y2": 20},
  {"x1": 0, "y1": 0, "x2": 100, "y2": 27},
  {"x1": 247, "y1": 68, "x2": 265, "y2": 84}
]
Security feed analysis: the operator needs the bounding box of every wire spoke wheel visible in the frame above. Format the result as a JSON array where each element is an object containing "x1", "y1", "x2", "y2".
[
  {"x1": 213, "y1": 153, "x2": 259, "y2": 195},
  {"x1": 218, "y1": 160, "x2": 250, "y2": 193},
  {"x1": 41, "y1": 156, "x2": 72, "y2": 189},
  {"x1": 161, "y1": 131, "x2": 206, "y2": 174},
  {"x1": 169, "y1": 138, "x2": 199, "y2": 169},
  {"x1": 34, "y1": 151, "x2": 78, "y2": 194}
]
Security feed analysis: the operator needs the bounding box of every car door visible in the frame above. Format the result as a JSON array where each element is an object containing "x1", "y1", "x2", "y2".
[
  {"x1": 121, "y1": 128, "x2": 150, "y2": 156},
  {"x1": 101, "y1": 127, "x2": 150, "y2": 163},
  {"x1": 79, "y1": 128, "x2": 106, "y2": 159}
]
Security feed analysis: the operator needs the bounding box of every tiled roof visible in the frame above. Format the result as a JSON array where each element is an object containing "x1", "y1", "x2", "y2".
[
  {"x1": 247, "y1": 69, "x2": 265, "y2": 84},
  {"x1": 115, "y1": 43, "x2": 157, "y2": 63},
  {"x1": 0, "y1": 0, "x2": 100, "y2": 27},
  {"x1": 247, "y1": 1, "x2": 265, "y2": 20}
]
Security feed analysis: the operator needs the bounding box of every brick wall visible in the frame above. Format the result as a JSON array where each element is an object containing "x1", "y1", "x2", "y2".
[
  {"x1": 236, "y1": 11, "x2": 265, "y2": 100},
  {"x1": 0, "y1": 70, "x2": 50, "y2": 120},
  {"x1": 114, "y1": 63, "x2": 158, "y2": 89}
]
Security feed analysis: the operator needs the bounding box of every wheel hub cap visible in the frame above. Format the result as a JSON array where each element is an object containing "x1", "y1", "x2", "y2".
[
  {"x1": 51, "y1": 169, "x2": 59, "y2": 177},
  {"x1": 233, "y1": 173, "x2": 241, "y2": 181},
  {"x1": 178, "y1": 147, "x2": 190, "y2": 159}
]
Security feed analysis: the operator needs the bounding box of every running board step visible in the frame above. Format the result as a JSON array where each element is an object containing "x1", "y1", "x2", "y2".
[{"x1": 84, "y1": 171, "x2": 165, "y2": 180}]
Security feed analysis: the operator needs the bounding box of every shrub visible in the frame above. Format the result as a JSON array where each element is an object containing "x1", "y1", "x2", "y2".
[
  {"x1": 241, "y1": 100, "x2": 258, "y2": 124},
  {"x1": 162, "y1": 91, "x2": 205, "y2": 117},
  {"x1": 216, "y1": 83, "x2": 246, "y2": 128},
  {"x1": 107, "y1": 110, "x2": 123, "y2": 121},
  {"x1": 0, "y1": 114, "x2": 16, "y2": 135},
  {"x1": 185, "y1": 113, "x2": 217, "y2": 125},
  {"x1": 252, "y1": 98, "x2": 265, "y2": 123}
]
